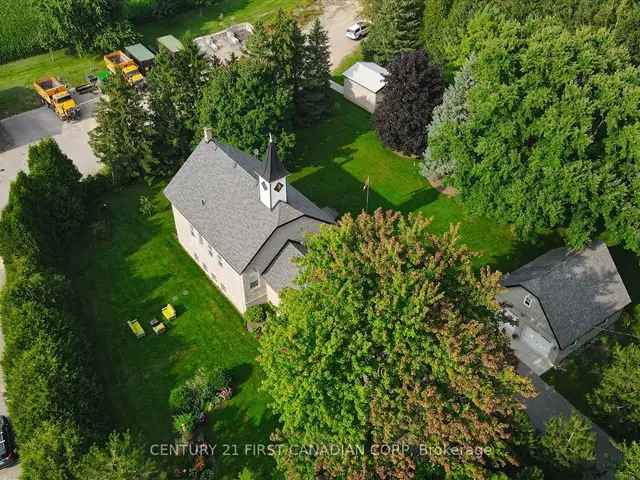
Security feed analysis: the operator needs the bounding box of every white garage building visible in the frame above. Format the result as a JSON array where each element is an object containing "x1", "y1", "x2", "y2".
[{"x1": 342, "y1": 61, "x2": 389, "y2": 113}]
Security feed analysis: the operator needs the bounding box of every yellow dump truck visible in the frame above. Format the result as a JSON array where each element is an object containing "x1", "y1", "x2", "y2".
[
  {"x1": 32, "y1": 77, "x2": 79, "y2": 121},
  {"x1": 104, "y1": 50, "x2": 145, "y2": 88}
]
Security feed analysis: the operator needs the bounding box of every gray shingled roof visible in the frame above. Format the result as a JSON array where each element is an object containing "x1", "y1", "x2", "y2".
[
  {"x1": 164, "y1": 140, "x2": 334, "y2": 274},
  {"x1": 502, "y1": 241, "x2": 631, "y2": 349},
  {"x1": 263, "y1": 241, "x2": 306, "y2": 292}
]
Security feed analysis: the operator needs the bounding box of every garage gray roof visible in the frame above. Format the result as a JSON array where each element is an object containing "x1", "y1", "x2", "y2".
[
  {"x1": 502, "y1": 241, "x2": 631, "y2": 349},
  {"x1": 164, "y1": 139, "x2": 334, "y2": 274},
  {"x1": 263, "y1": 241, "x2": 306, "y2": 292}
]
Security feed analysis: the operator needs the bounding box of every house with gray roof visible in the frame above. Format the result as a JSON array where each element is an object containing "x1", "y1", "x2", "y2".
[
  {"x1": 497, "y1": 241, "x2": 631, "y2": 374},
  {"x1": 164, "y1": 132, "x2": 335, "y2": 313}
]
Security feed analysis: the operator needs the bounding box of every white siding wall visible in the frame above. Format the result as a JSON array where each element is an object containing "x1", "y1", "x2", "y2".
[
  {"x1": 171, "y1": 205, "x2": 249, "y2": 312},
  {"x1": 343, "y1": 79, "x2": 379, "y2": 113},
  {"x1": 265, "y1": 282, "x2": 280, "y2": 306}
]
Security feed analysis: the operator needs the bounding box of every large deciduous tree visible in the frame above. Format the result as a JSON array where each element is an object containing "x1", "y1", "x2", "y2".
[
  {"x1": 198, "y1": 60, "x2": 295, "y2": 162},
  {"x1": 589, "y1": 344, "x2": 640, "y2": 436},
  {"x1": 616, "y1": 442, "x2": 640, "y2": 480},
  {"x1": 426, "y1": 11, "x2": 640, "y2": 252},
  {"x1": 373, "y1": 50, "x2": 444, "y2": 156},
  {"x1": 146, "y1": 42, "x2": 214, "y2": 178},
  {"x1": 364, "y1": 0, "x2": 424, "y2": 65},
  {"x1": 259, "y1": 209, "x2": 533, "y2": 479},
  {"x1": 89, "y1": 73, "x2": 152, "y2": 185}
]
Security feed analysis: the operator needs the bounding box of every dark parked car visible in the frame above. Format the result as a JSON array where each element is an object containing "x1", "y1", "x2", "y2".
[{"x1": 0, "y1": 416, "x2": 17, "y2": 468}]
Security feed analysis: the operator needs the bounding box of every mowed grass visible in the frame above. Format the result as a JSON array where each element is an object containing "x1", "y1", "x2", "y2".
[
  {"x1": 0, "y1": 0, "x2": 314, "y2": 119},
  {"x1": 291, "y1": 93, "x2": 558, "y2": 273},
  {"x1": 69, "y1": 184, "x2": 278, "y2": 479}
]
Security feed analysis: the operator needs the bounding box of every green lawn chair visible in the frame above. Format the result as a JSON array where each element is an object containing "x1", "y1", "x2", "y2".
[{"x1": 127, "y1": 319, "x2": 145, "y2": 338}]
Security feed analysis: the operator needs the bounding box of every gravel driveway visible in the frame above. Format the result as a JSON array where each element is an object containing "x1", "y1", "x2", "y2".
[{"x1": 308, "y1": 0, "x2": 362, "y2": 68}]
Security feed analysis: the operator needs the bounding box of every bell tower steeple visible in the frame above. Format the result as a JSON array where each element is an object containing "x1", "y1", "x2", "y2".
[{"x1": 257, "y1": 134, "x2": 288, "y2": 209}]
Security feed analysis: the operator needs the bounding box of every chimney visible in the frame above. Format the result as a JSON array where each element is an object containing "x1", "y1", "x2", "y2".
[{"x1": 203, "y1": 127, "x2": 213, "y2": 143}]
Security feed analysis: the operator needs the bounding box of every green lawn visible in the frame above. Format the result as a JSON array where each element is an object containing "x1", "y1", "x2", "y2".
[
  {"x1": 69, "y1": 184, "x2": 278, "y2": 479},
  {"x1": 291, "y1": 93, "x2": 559, "y2": 273},
  {"x1": 0, "y1": 0, "x2": 314, "y2": 119}
]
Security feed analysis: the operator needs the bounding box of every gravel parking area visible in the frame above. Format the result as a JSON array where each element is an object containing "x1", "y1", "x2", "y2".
[{"x1": 308, "y1": 0, "x2": 362, "y2": 68}]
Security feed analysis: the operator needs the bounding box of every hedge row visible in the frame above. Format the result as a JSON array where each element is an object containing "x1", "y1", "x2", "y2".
[{"x1": 0, "y1": 139, "x2": 108, "y2": 476}]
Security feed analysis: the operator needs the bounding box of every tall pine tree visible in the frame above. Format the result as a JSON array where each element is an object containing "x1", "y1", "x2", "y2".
[
  {"x1": 146, "y1": 41, "x2": 214, "y2": 179},
  {"x1": 364, "y1": 0, "x2": 425, "y2": 65},
  {"x1": 89, "y1": 73, "x2": 152, "y2": 185},
  {"x1": 300, "y1": 19, "x2": 332, "y2": 123},
  {"x1": 374, "y1": 50, "x2": 444, "y2": 156}
]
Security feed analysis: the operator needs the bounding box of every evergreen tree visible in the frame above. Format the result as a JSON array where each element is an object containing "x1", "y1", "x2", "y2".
[
  {"x1": 538, "y1": 413, "x2": 596, "y2": 476},
  {"x1": 300, "y1": 19, "x2": 332, "y2": 123},
  {"x1": 364, "y1": 0, "x2": 425, "y2": 65},
  {"x1": 589, "y1": 344, "x2": 640, "y2": 436},
  {"x1": 75, "y1": 431, "x2": 163, "y2": 480},
  {"x1": 245, "y1": 10, "x2": 306, "y2": 116},
  {"x1": 260, "y1": 210, "x2": 533, "y2": 479},
  {"x1": 89, "y1": 74, "x2": 152, "y2": 185},
  {"x1": 146, "y1": 42, "x2": 214, "y2": 179},
  {"x1": 198, "y1": 60, "x2": 296, "y2": 162},
  {"x1": 373, "y1": 50, "x2": 444, "y2": 156},
  {"x1": 0, "y1": 138, "x2": 85, "y2": 265},
  {"x1": 616, "y1": 442, "x2": 640, "y2": 480}
]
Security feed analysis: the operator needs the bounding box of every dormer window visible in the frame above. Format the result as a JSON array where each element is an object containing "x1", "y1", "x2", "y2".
[
  {"x1": 261, "y1": 181, "x2": 268, "y2": 190},
  {"x1": 274, "y1": 182, "x2": 284, "y2": 193},
  {"x1": 523, "y1": 295, "x2": 533, "y2": 308}
]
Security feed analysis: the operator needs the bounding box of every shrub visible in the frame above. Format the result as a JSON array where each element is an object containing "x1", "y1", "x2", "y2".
[
  {"x1": 173, "y1": 412, "x2": 198, "y2": 435},
  {"x1": 169, "y1": 384, "x2": 198, "y2": 414},
  {"x1": 139, "y1": 195, "x2": 154, "y2": 217},
  {"x1": 244, "y1": 303, "x2": 275, "y2": 336},
  {"x1": 617, "y1": 442, "x2": 640, "y2": 480}
]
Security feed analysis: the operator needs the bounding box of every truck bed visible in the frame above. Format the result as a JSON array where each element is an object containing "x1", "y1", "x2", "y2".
[
  {"x1": 35, "y1": 77, "x2": 63, "y2": 90},
  {"x1": 105, "y1": 51, "x2": 133, "y2": 66}
]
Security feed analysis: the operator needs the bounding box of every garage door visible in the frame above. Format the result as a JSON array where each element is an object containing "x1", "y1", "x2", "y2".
[{"x1": 521, "y1": 327, "x2": 553, "y2": 356}]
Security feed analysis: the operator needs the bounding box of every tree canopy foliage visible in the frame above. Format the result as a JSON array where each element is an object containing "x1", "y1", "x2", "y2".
[
  {"x1": 146, "y1": 42, "x2": 213, "y2": 178},
  {"x1": 90, "y1": 73, "x2": 152, "y2": 184},
  {"x1": 260, "y1": 209, "x2": 533, "y2": 479},
  {"x1": 0, "y1": 138, "x2": 85, "y2": 265},
  {"x1": 423, "y1": 0, "x2": 640, "y2": 66},
  {"x1": 364, "y1": 0, "x2": 424, "y2": 65},
  {"x1": 374, "y1": 50, "x2": 444, "y2": 156},
  {"x1": 589, "y1": 344, "x2": 640, "y2": 437},
  {"x1": 425, "y1": 12, "x2": 640, "y2": 251},
  {"x1": 538, "y1": 413, "x2": 596, "y2": 476},
  {"x1": 198, "y1": 60, "x2": 296, "y2": 162}
]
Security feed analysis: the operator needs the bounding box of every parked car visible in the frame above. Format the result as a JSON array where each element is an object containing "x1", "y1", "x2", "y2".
[
  {"x1": 0, "y1": 416, "x2": 17, "y2": 468},
  {"x1": 346, "y1": 22, "x2": 369, "y2": 40}
]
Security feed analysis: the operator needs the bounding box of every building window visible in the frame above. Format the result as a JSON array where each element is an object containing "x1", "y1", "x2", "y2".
[
  {"x1": 523, "y1": 295, "x2": 533, "y2": 308},
  {"x1": 198, "y1": 233, "x2": 203, "y2": 245},
  {"x1": 217, "y1": 255, "x2": 223, "y2": 267},
  {"x1": 274, "y1": 182, "x2": 284, "y2": 193},
  {"x1": 202, "y1": 262, "x2": 208, "y2": 272},
  {"x1": 248, "y1": 271, "x2": 259, "y2": 290},
  {"x1": 208, "y1": 245, "x2": 213, "y2": 257},
  {"x1": 221, "y1": 283, "x2": 226, "y2": 292},
  {"x1": 194, "y1": 252, "x2": 199, "y2": 262},
  {"x1": 210, "y1": 272, "x2": 216, "y2": 281},
  {"x1": 190, "y1": 225, "x2": 195, "y2": 237},
  {"x1": 261, "y1": 181, "x2": 268, "y2": 191}
]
